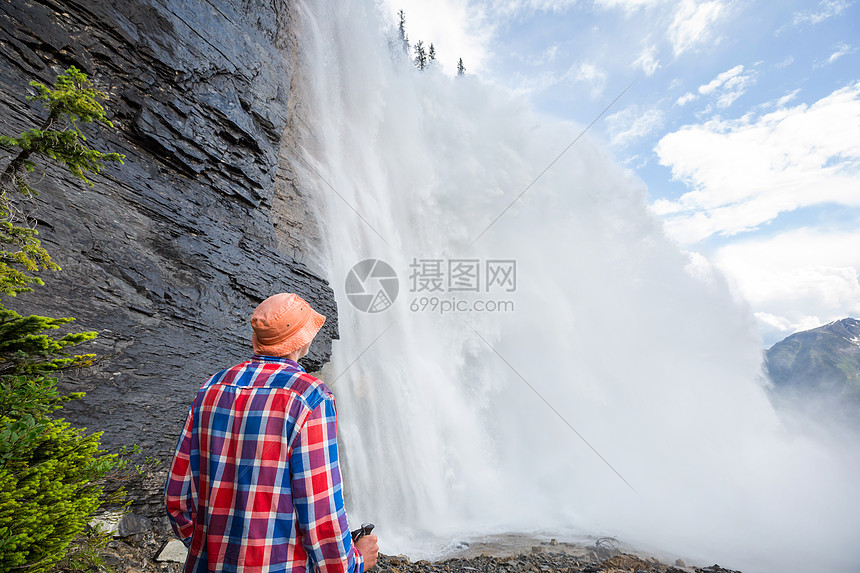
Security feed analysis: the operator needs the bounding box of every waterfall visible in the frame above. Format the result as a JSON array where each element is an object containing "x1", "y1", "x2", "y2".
[{"x1": 286, "y1": 1, "x2": 860, "y2": 572}]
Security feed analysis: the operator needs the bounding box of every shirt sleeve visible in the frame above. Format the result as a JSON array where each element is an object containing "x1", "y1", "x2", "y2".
[
  {"x1": 290, "y1": 396, "x2": 364, "y2": 573},
  {"x1": 165, "y1": 404, "x2": 197, "y2": 546}
]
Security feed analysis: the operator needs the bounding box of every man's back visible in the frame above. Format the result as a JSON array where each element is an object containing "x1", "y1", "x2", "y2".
[{"x1": 166, "y1": 355, "x2": 363, "y2": 573}]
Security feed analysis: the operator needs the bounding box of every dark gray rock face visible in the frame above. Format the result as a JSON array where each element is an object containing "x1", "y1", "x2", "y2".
[{"x1": 0, "y1": 0, "x2": 337, "y2": 505}]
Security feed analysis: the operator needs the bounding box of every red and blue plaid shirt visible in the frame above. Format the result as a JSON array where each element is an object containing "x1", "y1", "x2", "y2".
[{"x1": 165, "y1": 355, "x2": 363, "y2": 573}]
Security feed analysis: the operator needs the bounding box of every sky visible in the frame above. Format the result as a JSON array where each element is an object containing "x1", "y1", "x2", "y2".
[{"x1": 378, "y1": 0, "x2": 860, "y2": 347}]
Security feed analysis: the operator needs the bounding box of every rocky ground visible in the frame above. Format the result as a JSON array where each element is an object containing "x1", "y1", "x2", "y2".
[
  {"x1": 82, "y1": 513, "x2": 742, "y2": 573},
  {"x1": 374, "y1": 552, "x2": 741, "y2": 573}
]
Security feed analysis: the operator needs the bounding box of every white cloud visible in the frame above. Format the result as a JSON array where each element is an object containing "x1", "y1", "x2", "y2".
[
  {"x1": 479, "y1": 0, "x2": 735, "y2": 69},
  {"x1": 486, "y1": 0, "x2": 580, "y2": 18},
  {"x1": 507, "y1": 69, "x2": 569, "y2": 96},
  {"x1": 668, "y1": 0, "x2": 730, "y2": 56},
  {"x1": 497, "y1": 59, "x2": 610, "y2": 97},
  {"x1": 571, "y1": 62, "x2": 607, "y2": 97},
  {"x1": 605, "y1": 105, "x2": 665, "y2": 146},
  {"x1": 697, "y1": 64, "x2": 756, "y2": 107},
  {"x1": 633, "y1": 44, "x2": 660, "y2": 76},
  {"x1": 775, "y1": 56, "x2": 794, "y2": 69},
  {"x1": 533, "y1": 44, "x2": 561, "y2": 65},
  {"x1": 653, "y1": 81, "x2": 860, "y2": 243},
  {"x1": 715, "y1": 79, "x2": 754, "y2": 107},
  {"x1": 792, "y1": 0, "x2": 853, "y2": 26},
  {"x1": 754, "y1": 312, "x2": 831, "y2": 346},
  {"x1": 676, "y1": 91, "x2": 698, "y2": 106},
  {"x1": 713, "y1": 228, "x2": 860, "y2": 346},
  {"x1": 827, "y1": 43, "x2": 854, "y2": 64},
  {"x1": 756, "y1": 89, "x2": 802, "y2": 112},
  {"x1": 775, "y1": 89, "x2": 800, "y2": 107},
  {"x1": 698, "y1": 64, "x2": 743, "y2": 94},
  {"x1": 594, "y1": 0, "x2": 666, "y2": 12},
  {"x1": 595, "y1": 0, "x2": 734, "y2": 58}
]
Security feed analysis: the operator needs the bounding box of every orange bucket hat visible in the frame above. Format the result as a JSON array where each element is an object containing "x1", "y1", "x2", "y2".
[{"x1": 250, "y1": 293, "x2": 326, "y2": 357}]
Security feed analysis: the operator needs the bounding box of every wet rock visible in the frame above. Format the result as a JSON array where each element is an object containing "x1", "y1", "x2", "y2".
[
  {"x1": 0, "y1": 0, "x2": 337, "y2": 511},
  {"x1": 118, "y1": 514, "x2": 153, "y2": 537},
  {"x1": 372, "y1": 548, "x2": 742, "y2": 573}
]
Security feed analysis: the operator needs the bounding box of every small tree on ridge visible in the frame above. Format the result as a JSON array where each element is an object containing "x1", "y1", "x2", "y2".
[{"x1": 414, "y1": 40, "x2": 427, "y2": 70}]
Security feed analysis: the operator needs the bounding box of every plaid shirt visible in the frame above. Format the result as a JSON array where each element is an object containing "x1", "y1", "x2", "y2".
[{"x1": 165, "y1": 355, "x2": 363, "y2": 573}]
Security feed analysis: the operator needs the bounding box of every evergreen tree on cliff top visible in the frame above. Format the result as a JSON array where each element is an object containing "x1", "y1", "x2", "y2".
[
  {"x1": 0, "y1": 65, "x2": 126, "y2": 572},
  {"x1": 414, "y1": 40, "x2": 428, "y2": 70},
  {"x1": 398, "y1": 9, "x2": 410, "y2": 55}
]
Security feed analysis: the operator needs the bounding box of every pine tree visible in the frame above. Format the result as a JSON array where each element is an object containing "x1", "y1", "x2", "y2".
[
  {"x1": 0, "y1": 66, "x2": 124, "y2": 299},
  {"x1": 0, "y1": 66, "x2": 125, "y2": 194},
  {"x1": 397, "y1": 10, "x2": 410, "y2": 55},
  {"x1": 457, "y1": 57, "x2": 466, "y2": 76},
  {"x1": 428, "y1": 43, "x2": 436, "y2": 62},
  {"x1": 0, "y1": 308, "x2": 103, "y2": 571},
  {"x1": 414, "y1": 40, "x2": 427, "y2": 70}
]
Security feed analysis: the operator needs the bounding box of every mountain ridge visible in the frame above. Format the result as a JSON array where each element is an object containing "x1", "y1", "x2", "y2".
[{"x1": 765, "y1": 317, "x2": 860, "y2": 421}]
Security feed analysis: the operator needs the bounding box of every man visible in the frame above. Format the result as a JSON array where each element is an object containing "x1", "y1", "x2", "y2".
[{"x1": 165, "y1": 292, "x2": 379, "y2": 572}]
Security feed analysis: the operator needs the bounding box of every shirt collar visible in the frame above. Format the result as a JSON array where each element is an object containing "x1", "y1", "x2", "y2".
[{"x1": 251, "y1": 354, "x2": 306, "y2": 373}]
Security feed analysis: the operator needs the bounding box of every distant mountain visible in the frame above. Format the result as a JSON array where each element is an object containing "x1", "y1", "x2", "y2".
[{"x1": 765, "y1": 318, "x2": 860, "y2": 420}]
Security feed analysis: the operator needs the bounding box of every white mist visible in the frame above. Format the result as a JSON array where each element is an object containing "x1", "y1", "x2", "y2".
[{"x1": 287, "y1": 2, "x2": 860, "y2": 572}]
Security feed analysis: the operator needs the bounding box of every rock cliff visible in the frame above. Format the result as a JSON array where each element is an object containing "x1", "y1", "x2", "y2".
[{"x1": 0, "y1": 0, "x2": 337, "y2": 504}]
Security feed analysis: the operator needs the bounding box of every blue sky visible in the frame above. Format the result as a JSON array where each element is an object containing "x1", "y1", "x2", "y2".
[{"x1": 381, "y1": 0, "x2": 860, "y2": 347}]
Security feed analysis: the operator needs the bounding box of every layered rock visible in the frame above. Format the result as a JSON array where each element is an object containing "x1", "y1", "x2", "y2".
[{"x1": 0, "y1": 0, "x2": 337, "y2": 505}]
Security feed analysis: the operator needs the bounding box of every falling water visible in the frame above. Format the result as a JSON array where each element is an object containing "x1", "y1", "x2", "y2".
[{"x1": 286, "y1": 2, "x2": 860, "y2": 572}]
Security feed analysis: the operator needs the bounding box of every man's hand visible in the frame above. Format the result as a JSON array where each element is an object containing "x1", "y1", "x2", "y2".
[{"x1": 355, "y1": 533, "x2": 379, "y2": 570}]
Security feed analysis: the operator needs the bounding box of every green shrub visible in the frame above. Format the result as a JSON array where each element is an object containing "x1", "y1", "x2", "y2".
[
  {"x1": 0, "y1": 65, "x2": 127, "y2": 571},
  {"x1": 0, "y1": 420, "x2": 113, "y2": 571},
  {"x1": 0, "y1": 304, "x2": 115, "y2": 571}
]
